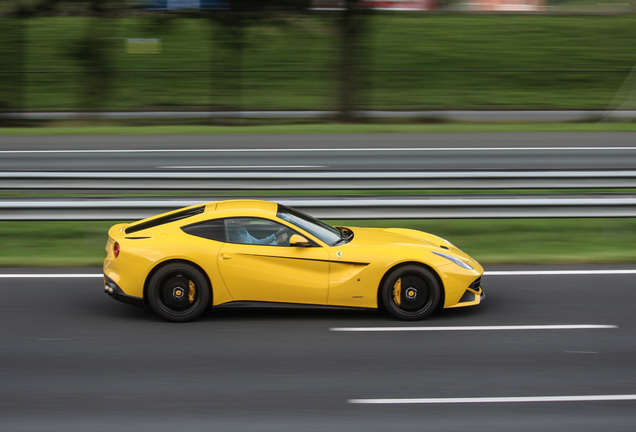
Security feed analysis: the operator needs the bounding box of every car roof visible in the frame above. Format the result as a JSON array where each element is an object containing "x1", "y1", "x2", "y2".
[{"x1": 209, "y1": 199, "x2": 278, "y2": 215}]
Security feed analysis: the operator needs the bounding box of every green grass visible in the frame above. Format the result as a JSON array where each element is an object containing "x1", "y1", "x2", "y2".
[
  {"x1": 346, "y1": 218, "x2": 636, "y2": 265},
  {"x1": 2, "y1": 14, "x2": 636, "y2": 112},
  {"x1": 1, "y1": 121, "x2": 636, "y2": 136},
  {"x1": 0, "y1": 221, "x2": 118, "y2": 267},
  {"x1": 2, "y1": 218, "x2": 635, "y2": 267}
]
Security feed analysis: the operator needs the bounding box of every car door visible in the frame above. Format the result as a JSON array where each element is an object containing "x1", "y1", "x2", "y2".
[{"x1": 217, "y1": 217, "x2": 330, "y2": 304}]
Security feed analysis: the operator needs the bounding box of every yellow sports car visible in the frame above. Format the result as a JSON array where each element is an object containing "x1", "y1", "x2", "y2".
[{"x1": 104, "y1": 200, "x2": 484, "y2": 322}]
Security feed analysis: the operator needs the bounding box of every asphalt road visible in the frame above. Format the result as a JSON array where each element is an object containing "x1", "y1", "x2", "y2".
[
  {"x1": 1, "y1": 266, "x2": 635, "y2": 432},
  {"x1": 1, "y1": 132, "x2": 636, "y2": 171}
]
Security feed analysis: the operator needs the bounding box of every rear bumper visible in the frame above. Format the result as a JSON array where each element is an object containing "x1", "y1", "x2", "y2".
[{"x1": 104, "y1": 276, "x2": 144, "y2": 307}]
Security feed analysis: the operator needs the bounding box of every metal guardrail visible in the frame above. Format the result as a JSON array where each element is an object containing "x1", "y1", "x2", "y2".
[
  {"x1": 2, "y1": 170, "x2": 636, "y2": 219},
  {"x1": 3, "y1": 170, "x2": 636, "y2": 190},
  {"x1": 2, "y1": 196, "x2": 636, "y2": 220}
]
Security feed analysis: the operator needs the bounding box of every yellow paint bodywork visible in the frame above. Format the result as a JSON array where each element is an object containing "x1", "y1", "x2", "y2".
[{"x1": 103, "y1": 200, "x2": 483, "y2": 311}]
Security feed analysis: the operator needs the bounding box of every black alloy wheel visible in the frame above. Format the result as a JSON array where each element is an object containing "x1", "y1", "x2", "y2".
[
  {"x1": 147, "y1": 263, "x2": 211, "y2": 322},
  {"x1": 380, "y1": 265, "x2": 441, "y2": 320}
]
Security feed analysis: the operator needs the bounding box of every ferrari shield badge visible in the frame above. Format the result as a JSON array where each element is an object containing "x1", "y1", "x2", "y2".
[{"x1": 336, "y1": 251, "x2": 343, "y2": 259}]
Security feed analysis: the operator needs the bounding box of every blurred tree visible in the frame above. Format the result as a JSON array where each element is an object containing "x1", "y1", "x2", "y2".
[
  {"x1": 201, "y1": 0, "x2": 365, "y2": 121},
  {"x1": 0, "y1": 0, "x2": 126, "y2": 113},
  {"x1": 1, "y1": 0, "x2": 367, "y2": 120},
  {"x1": 70, "y1": 1, "x2": 118, "y2": 111},
  {"x1": 335, "y1": 0, "x2": 367, "y2": 122},
  {"x1": 202, "y1": 0, "x2": 311, "y2": 114},
  {"x1": 0, "y1": 0, "x2": 30, "y2": 124}
]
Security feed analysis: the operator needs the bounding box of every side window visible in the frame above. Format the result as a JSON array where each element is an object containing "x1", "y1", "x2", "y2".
[
  {"x1": 225, "y1": 218, "x2": 294, "y2": 246},
  {"x1": 181, "y1": 219, "x2": 226, "y2": 242}
]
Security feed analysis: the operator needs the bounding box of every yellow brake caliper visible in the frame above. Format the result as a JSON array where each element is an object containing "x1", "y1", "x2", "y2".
[
  {"x1": 392, "y1": 278, "x2": 402, "y2": 307},
  {"x1": 188, "y1": 280, "x2": 196, "y2": 304}
]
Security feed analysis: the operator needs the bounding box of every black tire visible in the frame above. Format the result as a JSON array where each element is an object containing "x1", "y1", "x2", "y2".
[
  {"x1": 147, "y1": 263, "x2": 211, "y2": 322},
  {"x1": 380, "y1": 265, "x2": 441, "y2": 321}
]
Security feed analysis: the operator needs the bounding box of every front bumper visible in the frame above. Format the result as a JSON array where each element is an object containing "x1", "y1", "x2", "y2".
[
  {"x1": 446, "y1": 277, "x2": 484, "y2": 309},
  {"x1": 104, "y1": 276, "x2": 144, "y2": 307}
]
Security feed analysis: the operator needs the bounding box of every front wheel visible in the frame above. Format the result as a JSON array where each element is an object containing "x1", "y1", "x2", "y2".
[
  {"x1": 380, "y1": 265, "x2": 441, "y2": 321},
  {"x1": 147, "y1": 263, "x2": 211, "y2": 322}
]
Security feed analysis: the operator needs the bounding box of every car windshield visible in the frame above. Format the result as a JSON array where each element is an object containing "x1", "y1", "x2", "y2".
[{"x1": 277, "y1": 204, "x2": 342, "y2": 246}]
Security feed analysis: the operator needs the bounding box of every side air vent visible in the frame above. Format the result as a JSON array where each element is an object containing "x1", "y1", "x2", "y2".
[{"x1": 469, "y1": 277, "x2": 481, "y2": 291}]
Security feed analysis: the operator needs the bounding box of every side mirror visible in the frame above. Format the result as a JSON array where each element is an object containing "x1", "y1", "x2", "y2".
[{"x1": 289, "y1": 234, "x2": 313, "y2": 247}]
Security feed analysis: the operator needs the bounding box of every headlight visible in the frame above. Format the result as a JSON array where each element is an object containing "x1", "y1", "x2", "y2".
[{"x1": 432, "y1": 251, "x2": 473, "y2": 270}]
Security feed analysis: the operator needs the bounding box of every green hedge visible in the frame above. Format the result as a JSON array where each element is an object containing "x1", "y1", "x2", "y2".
[{"x1": 1, "y1": 14, "x2": 635, "y2": 112}]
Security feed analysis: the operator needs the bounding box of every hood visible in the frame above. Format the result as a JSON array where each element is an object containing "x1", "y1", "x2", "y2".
[
  {"x1": 347, "y1": 227, "x2": 447, "y2": 247},
  {"x1": 346, "y1": 227, "x2": 470, "y2": 258}
]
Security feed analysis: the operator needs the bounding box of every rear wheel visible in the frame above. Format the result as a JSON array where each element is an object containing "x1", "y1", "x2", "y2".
[
  {"x1": 147, "y1": 263, "x2": 211, "y2": 322},
  {"x1": 380, "y1": 265, "x2": 441, "y2": 320}
]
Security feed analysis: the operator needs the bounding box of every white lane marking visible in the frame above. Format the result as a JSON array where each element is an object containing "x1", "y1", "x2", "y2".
[
  {"x1": 330, "y1": 325, "x2": 617, "y2": 332},
  {"x1": 159, "y1": 165, "x2": 326, "y2": 169},
  {"x1": 485, "y1": 269, "x2": 636, "y2": 276},
  {"x1": 348, "y1": 394, "x2": 636, "y2": 404},
  {"x1": 0, "y1": 274, "x2": 102, "y2": 278},
  {"x1": 1, "y1": 269, "x2": 635, "y2": 278},
  {"x1": 1, "y1": 146, "x2": 636, "y2": 154}
]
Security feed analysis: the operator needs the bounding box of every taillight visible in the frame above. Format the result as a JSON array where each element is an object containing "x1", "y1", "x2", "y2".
[{"x1": 113, "y1": 242, "x2": 120, "y2": 258}]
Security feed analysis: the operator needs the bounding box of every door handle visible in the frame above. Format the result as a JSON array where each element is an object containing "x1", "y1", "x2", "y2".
[{"x1": 221, "y1": 254, "x2": 232, "y2": 260}]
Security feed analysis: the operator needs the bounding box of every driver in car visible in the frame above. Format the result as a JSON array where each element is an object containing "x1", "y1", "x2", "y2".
[{"x1": 228, "y1": 219, "x2": 289, "y2": 246}]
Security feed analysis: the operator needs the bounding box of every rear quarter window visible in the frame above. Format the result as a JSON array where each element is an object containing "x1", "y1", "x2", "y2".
[{"x1": 181, "y1": 219, "x2": 226, "y2": 242}]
